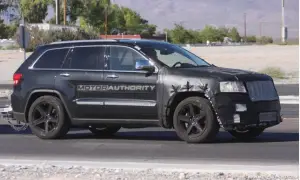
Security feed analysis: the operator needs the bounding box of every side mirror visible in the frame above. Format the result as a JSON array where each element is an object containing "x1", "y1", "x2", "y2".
[{"x1": 135, "y1": 59, "x2": 155, "y2": 72}]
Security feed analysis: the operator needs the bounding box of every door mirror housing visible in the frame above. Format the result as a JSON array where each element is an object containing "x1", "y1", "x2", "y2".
[{"x1": 135, "y1": 59, "x2": 155, "y2": 72}]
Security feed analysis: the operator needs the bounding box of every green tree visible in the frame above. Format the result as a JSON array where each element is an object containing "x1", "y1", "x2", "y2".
[
  {"x1": 228, "y1": 27, "x2": 241, "y2": 42},
  {"x1": 0, "y1": 20, "x2": 8, "y2": 39},
  {"x1": 199, "y1": 25, "x2": 222, "y2": 42},
  {"x1": 167, "y1": 24, "x2": 188, "y2": 44},
  {"x1": 246, "y1": 35, "x2": 257, "y2": 43},
  {"x1": 20, "y1": 0, "x2": 51, "y2": 23},
  {"x1": 48, "y1": 0, "x2": 83, "y2": 25},
  {"x1": 76, "y1": 1, "x2": 156, "y2": 35}
]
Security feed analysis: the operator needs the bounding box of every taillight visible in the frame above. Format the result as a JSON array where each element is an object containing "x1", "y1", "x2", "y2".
[{"x1": 13, "y1": 73, "x2": 23, "y2": 86}]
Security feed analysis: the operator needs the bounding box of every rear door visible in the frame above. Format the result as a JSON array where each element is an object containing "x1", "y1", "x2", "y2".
[
  {"x1": 55, "y1": 45, "x2": 106, "y2": 119},
  {"x1": 102, "y1": 45, "x2": 158, "y2": 120}
]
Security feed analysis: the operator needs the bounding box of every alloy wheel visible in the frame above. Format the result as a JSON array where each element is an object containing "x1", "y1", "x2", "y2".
[
  {"x1": 177, "y1": 103, "x2": 207, "y2": 137},
  {"x1": 30, "y1": 102, "x2": 59, "y2": 135}
]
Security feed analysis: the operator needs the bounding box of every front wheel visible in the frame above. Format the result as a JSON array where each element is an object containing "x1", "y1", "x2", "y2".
[
  {"x1": 173, "y1": 96, "x2": 219, "y2": 143},
  {"x1": 228, "y1": 128, "x2": 265, "y2": 141}
]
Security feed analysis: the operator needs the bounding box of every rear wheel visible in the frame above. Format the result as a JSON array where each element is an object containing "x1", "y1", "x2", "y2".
[
  {"x1": 27, "y1": 95, "x2": 70, "y2": 139},
  {"x1": 173, "y1": 96, "x2": 219, "y2": 143},
  {"x1": 228, "y1": 128, "x2": 265, "y2": 141},
  {"x1": 88, "y1": 125, "x2": 121, "y2": 136}
]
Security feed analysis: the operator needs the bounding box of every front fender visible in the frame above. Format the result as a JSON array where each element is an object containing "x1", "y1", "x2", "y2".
[{"x1": 157, "y1": 74, "x2": 222, "y2": 128}]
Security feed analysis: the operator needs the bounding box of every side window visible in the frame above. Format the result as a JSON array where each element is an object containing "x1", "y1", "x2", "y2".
[
  {"x1": 34, "y1": 48, "x2": 69, "y2": 68},
  {"x1": 64, "y1": 46, "x2": 105, "y2": 70},
  {"x1": 108, "y1": 46, "x2": 146, "y2": 71}
]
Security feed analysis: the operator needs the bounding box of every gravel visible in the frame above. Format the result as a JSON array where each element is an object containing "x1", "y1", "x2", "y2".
[{"x1": 0, "y1": 165, "x2": 298, "y2": 180}]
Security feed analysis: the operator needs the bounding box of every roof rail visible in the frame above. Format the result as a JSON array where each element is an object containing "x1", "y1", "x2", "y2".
[{"x1": 51, "y1": 39, "x2": 117, "y2": 44}]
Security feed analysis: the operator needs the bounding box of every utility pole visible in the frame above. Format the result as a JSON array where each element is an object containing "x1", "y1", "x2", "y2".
[
  {"x1": 104, "y1": 5, "x2": 108, "y2": 39},
  {"x1": 55, "y1": 0, "x2": 60, "y2": 25},
  {"x1": 64, "y1": 0, "x2": 66, "y2": 25},
  {"x1": 281, "y1": 0, "x2": 286, "y2": 43},
  {"x1": 244, "y1": 13, "x2": 247, "y2": 42},
  {"x1": 165, "y1": 31, "x2": 168, "y2": 42}
]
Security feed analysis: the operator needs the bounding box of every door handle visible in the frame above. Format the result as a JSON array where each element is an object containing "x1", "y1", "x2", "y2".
[
  {"x1": 60, "y1": 73, "x2": 70, "y2": 77},
  {"x1": 106, "y1": 74, "x2": 119, "y2": 79}
]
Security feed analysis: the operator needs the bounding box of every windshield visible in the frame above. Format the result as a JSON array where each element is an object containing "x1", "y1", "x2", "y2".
[{"x1": 138, "y1": 43, "x2": 211, "y2": 68}]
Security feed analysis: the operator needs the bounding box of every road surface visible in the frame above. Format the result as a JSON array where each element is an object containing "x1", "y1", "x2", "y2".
[{"x1": 0, "y1": 118, "x2": 298, "y2": 165}]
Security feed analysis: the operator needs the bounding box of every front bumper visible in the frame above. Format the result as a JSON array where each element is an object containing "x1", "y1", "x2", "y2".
[{"x1": 214, "y1": 93, "x2": 282, "y2": 130}]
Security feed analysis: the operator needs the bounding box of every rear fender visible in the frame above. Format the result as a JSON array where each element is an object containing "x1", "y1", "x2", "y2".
[{"x1": 24, "y1": 89, "x2": 72, "y2": 122}]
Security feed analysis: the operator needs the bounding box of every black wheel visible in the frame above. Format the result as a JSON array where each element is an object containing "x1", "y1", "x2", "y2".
[
  {"x1": 173, "y1": 96, "x2": 219, "y2": 143},
  {"x1": 88, "y1": 125, "x2": 121, "y2": 136},
  {"x1": 228, "y1": 128, "x2": 265, "y2": 141},
  {"x1": 28, "y1": 95, "x2": 70, "y2": 139}
]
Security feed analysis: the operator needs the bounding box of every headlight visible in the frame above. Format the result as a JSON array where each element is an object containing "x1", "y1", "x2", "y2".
[{"x1": 220, "y1": 81, "x2": 247, "y2": 93}]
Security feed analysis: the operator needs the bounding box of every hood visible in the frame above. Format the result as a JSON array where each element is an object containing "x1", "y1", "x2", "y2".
[{"x1": 176, "y1": 66, "x2": 273, "y2": 82}]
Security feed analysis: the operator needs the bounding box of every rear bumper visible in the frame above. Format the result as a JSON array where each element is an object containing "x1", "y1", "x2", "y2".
[
  {"x1": 214, "y1": 93, "x2": 282, "y2": 130},
  {"x1": 12, "y1": 112, "x2": 26, "y2": 122}
]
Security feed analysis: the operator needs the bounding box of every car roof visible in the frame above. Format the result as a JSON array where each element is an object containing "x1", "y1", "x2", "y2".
[
  {"x1": 45, "y1": 39, "x2": 169, "y2": 48},
  {"x1": 32, "y1": 39, "x2": 172, "y2": 55}
]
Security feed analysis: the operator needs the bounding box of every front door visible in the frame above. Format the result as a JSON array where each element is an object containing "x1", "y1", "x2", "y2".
[
  {"x1": 102, "y1": 45, "x2": 158, "y2": 120},
  {"x1": 55, "y1": 45, "x2": 106, "y2": 119}
]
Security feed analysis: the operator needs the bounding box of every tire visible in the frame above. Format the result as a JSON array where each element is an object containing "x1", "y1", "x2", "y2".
[
  {"x1": 89, "y1": 126, "x2": 121, "y2": 136},
  {"x1": 27, "y1": 95, "x2": 70, "y2": 139},
  {"x1": 173, "y1": 96, "x2": 219, "y2": 143},
  {"x1": 228, "y1": 128, "x2": 264, "y2": 141}
]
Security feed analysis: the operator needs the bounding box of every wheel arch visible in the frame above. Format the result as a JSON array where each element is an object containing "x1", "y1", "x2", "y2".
[
  {"x1": 24, "y1": 89, "x2": 72, "y2": 122},
  {"x1": 165, "y1": 91, "x2": 216, "y2": 128}
]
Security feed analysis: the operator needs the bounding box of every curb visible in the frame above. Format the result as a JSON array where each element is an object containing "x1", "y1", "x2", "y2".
[{"x1": 0, "y1": 158, "x2": 298, "y2": 176}]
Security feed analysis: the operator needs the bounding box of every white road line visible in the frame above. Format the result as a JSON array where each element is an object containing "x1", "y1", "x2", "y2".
[{"x1": 279, "y1": 96, "x2": 299, "y2": 104}]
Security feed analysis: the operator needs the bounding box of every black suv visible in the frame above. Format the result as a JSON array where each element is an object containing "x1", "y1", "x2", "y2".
[{"x1": 10, "y1": 39, "x2": 282, "y2": 143}]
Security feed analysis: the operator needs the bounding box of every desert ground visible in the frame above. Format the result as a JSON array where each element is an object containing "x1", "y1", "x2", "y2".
[{"x1": 0, "y1": 45, "x2": 298, "y2": 84}]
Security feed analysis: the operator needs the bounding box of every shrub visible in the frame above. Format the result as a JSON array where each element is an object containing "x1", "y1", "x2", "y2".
[
  {"x1": 257, "y1": 36, "x2": 273, "y2": 44},
  {"x1": 258, "y1": 67, "x2": 286, "y2": 79},
  {"x1": 15, "y1": 26, "x2": 99, "y2": 52}
]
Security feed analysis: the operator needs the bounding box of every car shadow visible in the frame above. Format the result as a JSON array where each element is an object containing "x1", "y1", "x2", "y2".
[
  {"x1": 65, "y1": 130, "x2": 299, "y2": 144},
  {"x1": 0, "y1": 125, "x2": 298, "y2": 143}
]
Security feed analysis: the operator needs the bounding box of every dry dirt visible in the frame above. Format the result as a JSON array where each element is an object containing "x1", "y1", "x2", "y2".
[
  {"x1": 0, "y1": 45, "x2": 298, "y2": 84},
  {"x1": 188, "y1": 45, "x2": 299, "y2": 73}
]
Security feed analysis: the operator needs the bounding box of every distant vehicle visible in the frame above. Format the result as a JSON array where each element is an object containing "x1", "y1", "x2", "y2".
[{"x1": 8, "y1": 39, "x2": 282, "y2": 143}]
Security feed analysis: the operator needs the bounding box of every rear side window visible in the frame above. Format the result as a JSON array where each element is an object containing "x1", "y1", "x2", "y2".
[
  {"x1": 34, "y1": 48, "x2": 70, "y2": 69},
  {"x1": 63, "y1": 46, "x2": 106, "y2": 70}
]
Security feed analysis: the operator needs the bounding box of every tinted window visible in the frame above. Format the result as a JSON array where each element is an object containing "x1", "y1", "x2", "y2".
[
  {"x1": 64, "y1": 46, "x2": 105, "y2": 70},
  {"x1": 34, "y1": 48, "x2": 69, "y2": 68},
  {"x1": 107, "y1": 46, "x2": 145, "y2": 71}
]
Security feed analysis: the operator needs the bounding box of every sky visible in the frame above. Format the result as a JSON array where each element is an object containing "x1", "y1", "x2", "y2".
[{"x1": 3, "y1": 0, "x2": 299, "y2": 39}]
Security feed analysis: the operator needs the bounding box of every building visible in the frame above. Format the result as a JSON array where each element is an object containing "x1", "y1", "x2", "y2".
[
  {"x1": 27, "y1": 23, "x2": 79, "y2": 32},
  {"x1": 99, "y1": 34, "x2": 141, "y2": 39}
]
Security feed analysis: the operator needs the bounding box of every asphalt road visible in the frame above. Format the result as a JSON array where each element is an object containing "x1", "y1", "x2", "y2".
[
  {"x1": 0, "y1": 84, "x2": 299, "y2": 96},
  {"x1": 0, "y1": 118, "x2": 298, "y2": 165}
]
